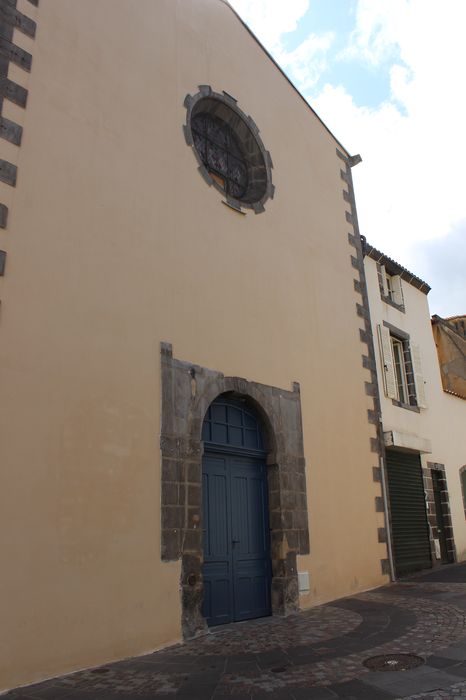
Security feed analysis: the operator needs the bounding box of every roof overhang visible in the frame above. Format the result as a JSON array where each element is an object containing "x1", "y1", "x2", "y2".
[{"x1": 363, "y1": 239, "x2": 431, "y2": 295}]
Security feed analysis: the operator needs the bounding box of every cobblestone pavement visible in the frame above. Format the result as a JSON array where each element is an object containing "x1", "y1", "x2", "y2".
[{"x1": 7, "y1": 563, "x2": 466, "y2": 699}]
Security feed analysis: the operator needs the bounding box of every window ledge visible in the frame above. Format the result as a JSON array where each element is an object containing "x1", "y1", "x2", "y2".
[
  {"x1": 391, "y1": 399, "x2": 420, "y2": 413},
  {"x1": 381, "y1": 295, "x2": 405, "y2": 313}
]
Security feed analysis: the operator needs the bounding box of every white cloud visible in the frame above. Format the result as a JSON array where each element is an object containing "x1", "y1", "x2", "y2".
[
  {"x1": 341, "y1": 0, "x2": 409, "y2": 65},
  {"x1": 410, "y1": 223, "x2": 466, "y2": 317},
  {"x1": 310, "y1": 0, "x2": 466, "y2": 273},
  {"x1": 279, "y1": 32, "x2": 334, "y2": 91},
  {"x1": 228, "y1": 0, "x2": 466, "y2": 312},
  {"x1": 228, "y1": 0, "x2": 310, "y2": 53},
  {"x1": 228, "y1": 0, "x2": 334, "y2": 104}
]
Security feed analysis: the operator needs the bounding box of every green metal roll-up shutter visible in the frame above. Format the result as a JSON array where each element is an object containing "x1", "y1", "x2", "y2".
[{"x1": 386, "y1": 450, "x2": 432, "y2": 577}]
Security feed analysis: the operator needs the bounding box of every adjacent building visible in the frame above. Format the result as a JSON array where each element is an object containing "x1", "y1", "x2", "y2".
[
  {"x1": 432, "y1": 314, "x2": 466, "y2": 399},
  {"x1": 364, "y1": 242, "x2": 466, "y2": 579}
]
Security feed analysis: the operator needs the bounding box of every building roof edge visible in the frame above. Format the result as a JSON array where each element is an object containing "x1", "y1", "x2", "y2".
[
  {"x1": 431, "y1": 314, "x2": 466, "y2": 341},
  {"x1": 219, "y1": 0, "x2": 352, "y2": 159},
  {"x1": 442, "y1": 388, "x2": 466, "y2": 401},
  {"x1": 363, "y1": 240, "x2": 431, "y2": 295}
]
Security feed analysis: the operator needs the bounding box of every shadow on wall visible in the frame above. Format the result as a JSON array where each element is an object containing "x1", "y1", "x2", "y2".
[{"x1": 431, "y1": 315, "x2": 466, "y2": 398}]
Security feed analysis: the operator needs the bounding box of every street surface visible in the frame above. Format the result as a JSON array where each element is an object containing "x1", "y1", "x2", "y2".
[{"x1": 7, "y1": 563, "x2": 466, "y2": 699}]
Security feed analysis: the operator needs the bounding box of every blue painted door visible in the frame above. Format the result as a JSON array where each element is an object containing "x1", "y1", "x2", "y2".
[{"x1": 201, "y1": 399, "x2": 271, "y2": 626}]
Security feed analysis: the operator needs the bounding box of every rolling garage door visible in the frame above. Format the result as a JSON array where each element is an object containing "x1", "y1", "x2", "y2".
[{"x1": 386, "y1": 450, "x2": 432, "y2": 577}]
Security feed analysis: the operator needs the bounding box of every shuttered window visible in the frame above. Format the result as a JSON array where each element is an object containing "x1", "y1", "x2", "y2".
[
  {"x1": 378, "y1": 265, "x2": 405, "y2": 309},
  {"x1": 378, "y1": 325, "x2": 397, "y2": 399},
  {"x1": 411, "y1": 343, "x2": 427, "y2": 408},
  {"x1": 380, "y1": 265, "x2": 389, "y2": 297},
  {"x1": 377, "y1": 325, "x2": 426, "y2": 407},
  {"x1": 392, "y1": 338, "x2": 408, "y2": 404},
  {"x1": 390, "y1": 274, "x2": 404, "y2": 307}
]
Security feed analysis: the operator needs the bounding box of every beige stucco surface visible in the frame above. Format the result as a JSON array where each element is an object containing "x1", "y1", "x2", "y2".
[
  {"x1": 0, "y1": 0, "x2": 387, "y2": 690},
  {"x1": 365, "y1": 258, "x2": 466, "y2": 563}
]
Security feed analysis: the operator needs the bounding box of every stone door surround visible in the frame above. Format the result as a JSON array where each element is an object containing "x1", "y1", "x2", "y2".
[{"x1": 160, "y1": 342, "x2": 310, "y2": 637}]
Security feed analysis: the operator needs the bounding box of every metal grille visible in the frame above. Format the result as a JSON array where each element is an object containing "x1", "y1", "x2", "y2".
[
  {"x1": 202, "y1": 397, "x2": 265, "y2": 453},
  {"x1": 364, "y1": 654, "x2": 424, "y2": 671},
  {"x1": 386, "y1": 450, "x2": 432, "y2": 576},
  {"x1": 192, "y1": 113, "x2": 248, "y2": 198}
]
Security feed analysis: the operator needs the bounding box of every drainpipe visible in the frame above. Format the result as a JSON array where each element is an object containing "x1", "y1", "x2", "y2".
[{"x1": 379, "y1": 453, "x2": 396, "y2": 582}]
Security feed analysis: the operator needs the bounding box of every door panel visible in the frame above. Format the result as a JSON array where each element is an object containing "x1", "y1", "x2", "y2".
[
  {"x1": 203, "y1": 468, "x2": 229, "y2": 558},
  {"x1": 231, "y1": 458, "x2": 271, "y2": 621},
  {"x1": 202, "y1": 453, "x2": 271, "y2": 626},
  {"x1": 202, "y1": 456, "x2": 233, "y2": 626}
]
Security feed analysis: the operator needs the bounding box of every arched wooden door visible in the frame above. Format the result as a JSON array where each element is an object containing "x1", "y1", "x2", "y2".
[{"x1": 201, "y1": 396, "x2": 272, "y2": 627}]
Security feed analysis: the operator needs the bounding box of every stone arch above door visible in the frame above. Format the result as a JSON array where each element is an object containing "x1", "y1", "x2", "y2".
[{"x1": 160, "y1": 342, "x2": 310, "y2": 638}]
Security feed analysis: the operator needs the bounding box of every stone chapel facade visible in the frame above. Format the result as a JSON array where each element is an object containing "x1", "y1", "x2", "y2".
[{"x1": 0, "y1": 0, "x2": 389, "y2": 691}]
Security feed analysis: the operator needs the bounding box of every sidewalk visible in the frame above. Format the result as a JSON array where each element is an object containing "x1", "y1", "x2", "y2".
[{"x1": 7, "y1": 563, "x2": 466, "y2": 699}]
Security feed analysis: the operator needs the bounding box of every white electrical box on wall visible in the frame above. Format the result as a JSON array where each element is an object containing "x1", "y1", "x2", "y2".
[{"x1": 298, "y1": 571, "x2": 310, "y2": 593}]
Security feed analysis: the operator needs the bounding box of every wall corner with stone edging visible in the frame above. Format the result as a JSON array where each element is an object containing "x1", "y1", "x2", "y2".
[
  {"x1": 424, "y1": 461, "x2": 456, "y2": 566},
  {"x1": 0, "y1": 0, "x2": 38, "y2": 289},
  {"x1": 336, "y1": 148, "x2": 391, "y2": 579}
]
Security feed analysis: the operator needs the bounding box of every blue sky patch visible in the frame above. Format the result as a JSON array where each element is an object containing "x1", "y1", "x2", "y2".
[{"x1": 280, "y1": 0, "x2": 401, "y2": 109}]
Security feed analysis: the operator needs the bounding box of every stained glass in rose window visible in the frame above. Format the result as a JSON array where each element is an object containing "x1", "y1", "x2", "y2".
[{"x1": 191, "y1": 113, "x2": 248, "y2": 198}]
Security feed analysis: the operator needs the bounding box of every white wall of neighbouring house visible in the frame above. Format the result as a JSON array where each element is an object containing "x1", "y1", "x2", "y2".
[{"x1": 365, "y1": 256, "x2": 466, "y2": 563}]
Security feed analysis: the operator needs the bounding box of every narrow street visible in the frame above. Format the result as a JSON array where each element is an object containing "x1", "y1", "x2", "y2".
[{"x1": 7, "y1": 563, "x2": 466, "y2": 699}]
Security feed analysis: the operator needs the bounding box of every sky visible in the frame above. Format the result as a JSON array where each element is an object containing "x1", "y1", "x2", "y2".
[{"x1": 229, "y1": 0, "x2": 466, "y2": 317}]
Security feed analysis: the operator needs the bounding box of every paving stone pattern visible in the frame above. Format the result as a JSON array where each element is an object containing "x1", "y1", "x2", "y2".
[{"x1": 7, "y1": 564, "x2": 466, "y2": 699}]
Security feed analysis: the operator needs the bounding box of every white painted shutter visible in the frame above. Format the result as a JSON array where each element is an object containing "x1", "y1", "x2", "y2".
[
  {"x1": 377, "y1": 325, "x2": 397, "y2": 399},
  {"x1": 391, "y1": 275, "x2": 404, "y2": 306},
  {"x1": 411, "y1": 343, "x2": 427, "y2": 408},
  {"x1": 380, "y1": 265, "x2": 389, "y2": 297}
]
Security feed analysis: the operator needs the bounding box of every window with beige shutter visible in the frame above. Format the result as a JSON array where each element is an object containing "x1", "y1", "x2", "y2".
[
  {"x1": 376, "y1": 264, "x2": 406, "y2": 312},
  {"x1": 377, "y1": 324, "x2": 426, "y2": 408},
  {"x1": 380, "y1": 265, "x2": 389, "y2": 297},
  {"x1": 390, "y1": 274, "x2": 404, "y2": 307},
  {"x1": 391, "y1": 337, "x2": 409, "y2": 404},
  {"x1": 377, "y1": 325, "x2": 397, "y2": 399},
  {"x1": 411, "y1": 343, "x2": 427, "y2": 408}
]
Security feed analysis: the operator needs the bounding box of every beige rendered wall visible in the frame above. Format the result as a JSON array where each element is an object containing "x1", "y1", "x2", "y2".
[
  {"x1": 365, "y1": 258, "x2": 466, "y2": 562},
  {"x1": 0, "y1": 0, "x2": 387, "y2": 690}
]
